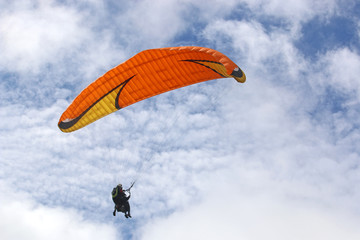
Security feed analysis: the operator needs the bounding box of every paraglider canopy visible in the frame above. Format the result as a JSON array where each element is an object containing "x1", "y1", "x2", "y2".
[{"x1": 58, "y1": 46, "x2": 246, "y2": 132}]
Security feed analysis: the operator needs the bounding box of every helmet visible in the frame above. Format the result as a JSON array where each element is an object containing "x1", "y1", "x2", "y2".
[{"x1": 117, "y1": 184, "x2": 122, "y2": 189}]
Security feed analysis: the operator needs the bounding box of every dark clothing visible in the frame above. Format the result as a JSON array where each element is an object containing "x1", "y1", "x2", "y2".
[
  {"x1": 112, "y1": 186, "x2": 131, "y2": 217},
  {"x1": 112, "y1": 187, "x2": 129, "y2": 205}
]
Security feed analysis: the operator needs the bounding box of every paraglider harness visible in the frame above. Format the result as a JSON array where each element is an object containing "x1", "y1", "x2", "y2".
[{"x1": 112, "y1": 182, "x2": 135, "y2": 217}]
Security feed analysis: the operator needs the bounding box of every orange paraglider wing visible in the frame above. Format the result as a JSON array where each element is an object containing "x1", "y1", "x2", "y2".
[{"x1": 58, "y1": 46, "x2": 246, "y2": 132}]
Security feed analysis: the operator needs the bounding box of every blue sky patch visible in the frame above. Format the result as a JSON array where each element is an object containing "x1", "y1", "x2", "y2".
[{"x1": 296, "y1": 15, "x2": 359, "y2": 59}]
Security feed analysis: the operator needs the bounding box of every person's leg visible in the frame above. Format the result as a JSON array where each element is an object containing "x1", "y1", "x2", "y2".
[
  {"x1": 125, "y1": 202, "x2": 131, "y2": 218},
  {"x1": 113, "y1": 206, "x2": 116, "y2": 216}
]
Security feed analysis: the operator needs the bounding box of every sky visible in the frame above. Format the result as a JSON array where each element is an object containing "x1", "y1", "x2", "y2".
[{"x1": 1, "y1": 0, "x2": 360, "y2": 239}]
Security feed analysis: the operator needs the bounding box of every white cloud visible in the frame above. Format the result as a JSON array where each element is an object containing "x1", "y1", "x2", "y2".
[
  {"x1": 179, "y1": 0, "x2": 243, "y2": 21},
  {"x1": 137, "y1": 163, "x2": 360, "y2": 240},
  {"x1": 0, "y1": 0, "x2": 127, "y2": 90},
  {"x1": 0, "y1": 1, "x2": 90, "y2": 74},
  {"x1": 242, "y1": 0, "x2": 337, "y2": 23},
  {"x1": 139, "y1": 193, "x2": 360, "y2": 240},
  {"x1": 110, "y1": 0, "x2": 188, "y2": 50},
  {"x1": 0, "y1": 182, "x2": 117, "y2": 240},
  {"x1": 316, "y1": 48, "x2": 360, "y2": 98},
  {"x1": 202, "y1": 19, "x2": 307, "y2": 82}
]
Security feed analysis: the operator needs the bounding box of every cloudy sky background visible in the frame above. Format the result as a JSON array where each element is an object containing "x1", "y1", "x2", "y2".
[{"x1": 1, "y1": 0, "x2": 360, "y2": 239}]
